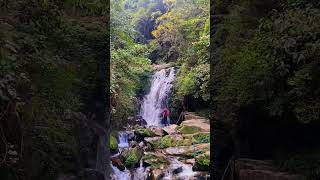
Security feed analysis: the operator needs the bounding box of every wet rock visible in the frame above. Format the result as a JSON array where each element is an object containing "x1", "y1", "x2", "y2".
[
  {"x1": 151, "y1": 169, "x2": 165, "y2": 180},
  {"x1": 185, "y1": 159, "x2": 195, "y2": 165},
  {"x1": 172, "y1": 166, "x2": 183, "y2": 174},
  {"x1": 144, "y1": 137, "x2": 161, "y2": 144},
  {"x1": 139, "y1": 141, "x2": 144, "y2": 148},
  {"x1": 193, "y1": 153, "x2": 210, "y2": 171},
  {"x1": 162, "y1": 124, "x2": 178, "y2": 135},
  {"x1": 164, "y1": 143, "x2": 210, "y2": 157},
  {"x1": 127, "y1": 131, "x2": 135, "y2": 141},
  {"x1": 130, "y1": 141, "x2": 138, "y2": 148},
  {"x1": 184, "y1": 112, "x2": 204, "y2": 120},
  {"x1": 111, "y1": 156, "x2": 125, "y2": 171},
  {"x1": 150, "y1": 126, "x2": 165, "y2": 136},
  {"x1": 135, "y1": 128, "x2": 156, "y2": 141},
  {"x1": 121, "y1": 147, "x2": 144, "y2": 168},
  {"x1": 180, "y1": 119, "x2": 210, "y2": 133},
  {"x1": 110, "y1": 135, "x2": 118, "y2": 152},
  {"x1": 138, "y1": 119, "x2": 148, "y2": 127},
  {"x1": 143, "y1": 152, "x2": 169, "y2": 168}
]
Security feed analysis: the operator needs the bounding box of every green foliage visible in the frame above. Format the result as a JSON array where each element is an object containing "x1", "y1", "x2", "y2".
[
  {"x1": 159, "y1": 135, "x2": 171, "y2": 148},
  {"x1": 193, "y1": 133, "x2": 210, "y2": 144},
  {"x1": 178, "y1": 125, "x2": 202, "y2": 134},
  {"x1": 0, "y1": 1, "x2": 108, "y2": 179},
  {"x1": 212, "y1": 0, "x2": 320, "y2": 177},
  {"x1": 111, "y1": 0, "x2": 152, "y2": 129},
  {"x1": 110, "y1": 135, "x2": 118, "y2": 151},
  {"x1": 196, "y1": 154, "x2": 210, "y2": 166},
  {"x1": 143, "y1": 154, "x2": 168, "y2": 168},
  {"x1": 213, "y1": 0, "x2": 320, "y2": 123},
  {"x1": 150, "y1": 0, "x2": 210, "y2": 111},
  {"x1": 125, "y1": 153, "x2": 138, "y2": 167},
  {"x1": 135, "y1": 128, "x2": 156, "y2": 137}
]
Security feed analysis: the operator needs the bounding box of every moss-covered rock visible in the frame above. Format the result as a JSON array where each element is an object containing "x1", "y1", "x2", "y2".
[
  {"x1": 135, "y1": 128, "x2": 156, "y2": 141},
  {"x1": 125, "y1": 153, "x2": 138, "y2": 168},
  {"x1": 110, "y1": 135, "x2": 118, "y2": 151},
  {"x1": 151, "y1": 135, "x2": 193, "y2": 149},
  {"x1": 143, "y1": 153, "x2": 169, "y2": 169},
  {"x1": 193, "y1": 153, "x2": 210, "y2": 171},
  {"x1": 111, "y1": 156, "x2": 125, "y2": 171},
  {"x1": 121, "y1": 147, "x2": 143, "y2": 168},
  {"x1": 192, "y1": 132, "x2": 210, "y2": 144},
  {"x1": 178, "y1": 125, "x2": 202, "y2": 134}
]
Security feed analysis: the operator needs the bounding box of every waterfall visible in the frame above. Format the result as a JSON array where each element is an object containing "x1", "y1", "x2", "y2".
[
  {"x1": 118, "y1": 131, "x2": 129, "y2": 149},
  {"x1": 111, "y1": 164, "x2": 131, "y2": 180},
  {"x1": 140, "y1": 67, "x2": 176, "y2": 126},
  {"x1": 162, "y1": 157, "x2": 198, "y2": 180}
]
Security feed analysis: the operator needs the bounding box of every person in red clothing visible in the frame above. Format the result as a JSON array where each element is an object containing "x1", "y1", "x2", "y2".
[{"x1": 162, "y1": 106, "x2": 169, "y2": 126}]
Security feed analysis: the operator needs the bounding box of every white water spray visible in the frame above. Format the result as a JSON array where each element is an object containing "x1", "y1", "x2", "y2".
[
  {"x1": 140, "y1": 67, "x2": 176, "y2": 126},
  {"x1": 118, "y1": 131, "x2": 129, "y2": 149}
]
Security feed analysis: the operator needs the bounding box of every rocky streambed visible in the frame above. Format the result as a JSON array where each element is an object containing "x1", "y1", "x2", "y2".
[{"x1": 110, "y1": 113, "x2": 210, "y2": 180}]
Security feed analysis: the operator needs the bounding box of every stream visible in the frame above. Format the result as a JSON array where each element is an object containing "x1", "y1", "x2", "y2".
[{"x1": 111, "y1": 67, "x2": 208, "y2": 180}]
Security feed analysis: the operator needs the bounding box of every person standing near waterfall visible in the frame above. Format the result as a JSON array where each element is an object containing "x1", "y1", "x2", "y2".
[{"x1": 162, "y1": 106, "x2": 169, "y2": 126}]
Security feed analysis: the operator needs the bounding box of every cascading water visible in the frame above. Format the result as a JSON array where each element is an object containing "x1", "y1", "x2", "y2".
[
  {"x1": 163, "y1": 157, "x2": 198, "y2": 180},
  {"x1": 118, "y1": 131, "x2": 129, "y2": 149},
  {"x1": 111, "y1": 164, "x2": 131, "y2": 180},
  {"x1": 112, "y1": 67, "x2": 205, "y2": 180},
  {"x1": 140, "y1": 67, "x2": 176, "y2": 126}
]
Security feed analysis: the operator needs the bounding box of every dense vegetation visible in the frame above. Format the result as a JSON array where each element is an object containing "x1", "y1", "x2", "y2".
[
  {"x1": 212, "y1": 0, "x2": 320, "y2": 178},
  {"x1": 151, "y1": 0, "x2": 210, "y2": 119},
  {"x1": 110, "y1": 0, "x2": 152, "y2": 130},
  {"x1": 0, "y1": 1, "x2": 109, "y2": 179},
  {"x1": 155, "y1": 0, "x2": 209, "y2": 118},
  {"x1": 110, "y1": 0, "x2": 210, "y2": 127}
]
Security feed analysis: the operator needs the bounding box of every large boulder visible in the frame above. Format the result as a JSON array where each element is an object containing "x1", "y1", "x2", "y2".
[
  {"x1": 110, "y1": 135, "x2": 118, "y2": 152},
  {"x1": 149, "y1": 126, "x2": 165, "y2": 136},
  {"x1": 184, "y1": 112, "x2": 204, "y2": 120},
  {"x1": 193, "y1": 153, "x2": 210, "y2": 171},
  {"x1": 143, "y1": 152, "x2": 169, "y2": 168},
  {"x1": 134, "y1": 128, "x2": 156, "y2": 141},
  {"x1": 151, "y1": 134, "x2": 192, "y2": 149},
  {"x1": 126, "y1": 131, "x2": 135, "y2": 141},
  {"x1": 144, "y1": 137, "x2": 162, "y2": 144},
  {"x1": 111, "y1": 156, "x2": 125, "y2": 171},
  {"x1": 179, "y1": 119, "x2": 210, "y2": 133},
  {"x1": 150, "y1": 169, "x2": 165, "y2": 180},
  {"x1": 120, "y1": 147, "x2": 144, "y2": 168},
  {"x1": 163, "y1": 143, "x2": 210, "y2": 157},
  {"x1": 162, "y1": 124, "x2": 178, "y2": 135}
]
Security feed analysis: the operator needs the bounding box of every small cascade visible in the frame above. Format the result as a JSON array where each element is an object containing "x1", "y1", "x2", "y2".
[
  {"x1": 132, "y1": 159, "x2": 148, "y2": 180},
  {"x1": 118, "y1": 131, "x2": 129, "y2": 149},
  {"x1": 162, "y1": 157, "x2": 198, "y2": 180},
  {"x1": 140, "y1": 67, "x2": 176, "y2": 126},
  {"x1": 111, "y1": 164, "x2": 131, "y2": 180}
]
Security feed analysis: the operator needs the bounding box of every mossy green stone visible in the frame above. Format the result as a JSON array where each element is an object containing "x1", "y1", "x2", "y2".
[
  {"x1": 196, "y1": 154, "x2": 210, "y2": 166},
  {"x1": 192, "y1": 133, "x2": 210, "y2": 144},
  {"x1": 125, "y1": 153, "x2": 138, "y2": 167},
  {"x1": 110, "y1": 135, "x2": 118, "y2": 151},
  {"x1": 178, "y1": 125, "x2": 202, "y2": 134},
  {"x1": 143, "y1": 154, "x2": 169, "y2": 168},
  {"x1": 136, "y1": 128, "x2": 156, "y2": 137}
]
